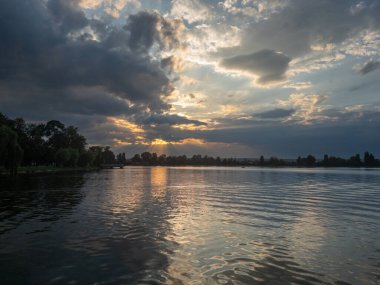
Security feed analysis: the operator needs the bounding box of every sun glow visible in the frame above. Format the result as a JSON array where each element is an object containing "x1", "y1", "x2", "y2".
[
  {"x1": 172, "y1": 124, "x2": 209, "y2": 131},
  {"x1": 151, "y1": 139, "x2": 170, "y2": 145},
  {"x1": 113, "y1": 138, "x2": 133, "y2": 145},
  {"x1": 108, "y1": 117, "x2": 145, "y2": 134},
  {"x1": 151, "y1": 138, "x2": 206, "y2": 146}
]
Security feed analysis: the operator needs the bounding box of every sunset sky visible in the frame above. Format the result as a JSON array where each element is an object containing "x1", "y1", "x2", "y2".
[{"x1": 1, "y1": 0, "x2": 380, "y2": 157}]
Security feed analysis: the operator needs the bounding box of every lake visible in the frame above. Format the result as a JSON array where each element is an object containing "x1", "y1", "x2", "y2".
[{"x1": 0, "y1": 167, "x2": 379, "y2": 285}]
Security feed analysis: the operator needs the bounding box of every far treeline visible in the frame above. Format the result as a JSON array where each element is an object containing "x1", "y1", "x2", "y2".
[
  {"x1": 126, "y1": 152, "x2": 380, "y2": 167},
  {"x1": 1, "y1": 113, "x2": 379, "y2": 175}
]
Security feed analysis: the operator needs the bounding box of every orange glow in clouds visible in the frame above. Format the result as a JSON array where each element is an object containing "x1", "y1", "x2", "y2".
[{"x1": 108, "y1": 117, "x2": 144, "y2": 133}]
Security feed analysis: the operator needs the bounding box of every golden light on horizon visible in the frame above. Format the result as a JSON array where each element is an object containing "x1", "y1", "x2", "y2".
[
  {"x1": 113, "y1": 138, "x2": 133, "y2": 146},
  {"x1": 175, "y1": 138, "x2": 205, "y2": 145},
  {"x1": 151, "y1": 138, "x2": 170, "y2": 145},
  {"x1": 150, "y1": 138, "x2": 206, "y2": 146},
  {"x1": 108, "y1": 117, "x2": 145, "y2": 134},
  {"x1": 149, "y1": 139, "x2": 169, "y2": 154},
  {"x1": 172, "y1": 124, "x2": 209, "y2": 131}
]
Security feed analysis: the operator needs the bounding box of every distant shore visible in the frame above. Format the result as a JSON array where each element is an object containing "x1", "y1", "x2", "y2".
[{"x1": 2, "y1": 164, "x2": 380, "y2": 177}]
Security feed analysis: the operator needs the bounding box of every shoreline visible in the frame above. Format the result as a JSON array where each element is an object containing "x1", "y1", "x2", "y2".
[
  {"x1": 0, "y1": 166, "x2": 101, "y2": 176},
  {"x1": 1, "y1": 165, "x2": 379, "y2": 177}
]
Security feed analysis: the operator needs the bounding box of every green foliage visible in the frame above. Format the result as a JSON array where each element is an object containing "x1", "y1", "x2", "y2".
[
  {"x1": 78, "y1": 150, "x2": 95, "y2": 167},
  {"x1": 0, "y1": 112, "x2": 87, "y2": 167},
  {"x1": 54, "y1": 148, "x2": 79, "y2": 167}
]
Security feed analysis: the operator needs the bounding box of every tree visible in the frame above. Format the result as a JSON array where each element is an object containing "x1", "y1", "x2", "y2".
[
  {"x1": 348, "y1": 154, "x2": 361, "y2": 167},
  {"x1": 64, "y1": 126, "x2": 86, "y2": 150},
  {"x1": 158, "y1": 154, "x2": 166, "y2": 165},
  {"x1": 116, "y1": 152, "x2": 127, "y2": 165},
  {"x1": 78, "y1": 150, "x2": 95, "y2": 167},
  {"x1": 259, "y1": 155, "x2": 265, "y2": 166},
  {"x1": 151, "y1": 152, "x2": 158, "y2": 165},
  {"x1": 89, "y1": 146, "x2": 104, "y2": 166},
  {"x1": 306, "y1": 155, "x2": 316, "y2": 167},
  {"x1": 102, "y1": 146, "x2": 116, "y2": 164},
  {"x1": 131, "y1": 154, "x2": 142, "y2": 164},
  {"x1": 0, "y1": 126, "x2": 24, "y2": 175},
  {"x1": 141, "y1": 152, "x2": 152, "y2": 164},
  {"x1": 322, "y1": 154, "x2": 329, "y2": 167},
  {"x1": 364, "y1": 151, "x2": 376, "y2": 167},
  {"x1": 55, "y1": 148, "x2": 79, "y2": 167}
]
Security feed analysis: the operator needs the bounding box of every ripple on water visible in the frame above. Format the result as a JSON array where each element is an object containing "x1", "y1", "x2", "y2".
[{"x1": 0, "y1": 167, "x2": 379, "y2": 285}]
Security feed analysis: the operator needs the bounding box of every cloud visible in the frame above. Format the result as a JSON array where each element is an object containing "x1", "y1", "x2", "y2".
[
  {"x1": 0, "y1": 1, "x2": 178, "y2": 108},
  {"x1": 278, "y1": 93, "x2": 328, "y2": 124},
  {"x1": 0, "y1": 0, "x2": 198, "y2": 131},
  {"x1": 170, "y1": 0, "x2": 213, "y2": 24},
  {"x1": 238, "y1": 0, "x2": 380, "y2": 58},
  {"x1": 220, "y1": 49, "x2": 291, "y2": 84},
  {"x1": 358, "y1": 60, "x2": 380, "y2": 74},
  {"x1": 134, "y1": 113, "x2": 207, "y2": 127},
  {"x1": 219, "y1": 0, "x2": 288, "y2": 21},
  {"x1": 0, "y1": 0, "x2": 215, "y2": 150},
  {"x1": 254, "y1": 108, "x2": 296, "y2": 119},
  {"x1": 126, "y1": 11, "x2": 184, "y2": 54},
  {"x1": 79, "y1": 0, "x2": 141, "y2": 17}
]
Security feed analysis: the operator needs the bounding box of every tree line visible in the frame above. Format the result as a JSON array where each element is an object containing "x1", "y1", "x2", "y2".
[
  {"x1": 252, "y1": 154, "x2": 378, "y2": 167},
  {"x1": 126, "y1": 152, "x2": 379, "y2": 167},
  {"x1": 1, "y1": 113, "x2": 379, "y2": 175},
  {"x1": 128, "y1": 153, "x2": 238, "y2": 166},
  {"x1": 0, "y1": 113, "x2": 118, "y2": 175}
]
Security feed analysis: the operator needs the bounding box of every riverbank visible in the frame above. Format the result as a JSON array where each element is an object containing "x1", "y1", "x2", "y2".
[{"x1": 0, "y1": 166, "x2": 100, "y2": 176}]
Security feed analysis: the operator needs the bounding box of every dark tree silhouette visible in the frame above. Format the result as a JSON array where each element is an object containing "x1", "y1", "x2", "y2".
[
  {"x1": 364, "y1": 151, "x2": 376, "y2": 167},
  {"x1": 0, "y1": 126, "x2": 23, "y2": 175}
]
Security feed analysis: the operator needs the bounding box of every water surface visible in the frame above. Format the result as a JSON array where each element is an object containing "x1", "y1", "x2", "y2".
[{"x1": 0, "y1": 167, "x2": 379, "y2": 284}]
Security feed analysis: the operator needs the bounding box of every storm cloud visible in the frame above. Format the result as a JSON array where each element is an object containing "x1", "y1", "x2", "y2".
[
  {"x1": 0, "y1": 0, "x2": 192, "y2": 126},
  {"x1": 220, "y1": 50, "x2": 291, "y2": 84}
]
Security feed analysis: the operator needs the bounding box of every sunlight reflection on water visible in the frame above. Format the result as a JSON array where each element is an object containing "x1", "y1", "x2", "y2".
[{"x1": 0, "y1": 167, "x2": 379, "y2": 284}]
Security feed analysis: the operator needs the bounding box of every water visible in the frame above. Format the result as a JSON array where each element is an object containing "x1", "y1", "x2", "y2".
[{"x1": 0, "y1": 167, "x2": 379, "y2": 285}]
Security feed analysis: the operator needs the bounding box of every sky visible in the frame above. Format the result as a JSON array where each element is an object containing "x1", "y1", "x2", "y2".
[{"x1": 1, "y1": 0, "x2": 380, "y2": 158}]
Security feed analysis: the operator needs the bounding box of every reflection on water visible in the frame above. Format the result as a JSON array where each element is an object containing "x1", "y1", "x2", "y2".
[
  {"x1": 0, "y1": 167, "x2": 380, "y2": 285},
  {"x1": 151, "y1": 167, "x2": 168, "y2": 200}
]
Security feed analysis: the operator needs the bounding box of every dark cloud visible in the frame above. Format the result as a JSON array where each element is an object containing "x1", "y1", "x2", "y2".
[
  {"x1": 254, "y1": 108, "x2": 296, "y2": 119},
  {"x1": 127, "y1": 11, "x2": 182, "y2": 54},
  {"x1": 47, "y1": 0, "x2": 88, "y2": 33},
  {"x1": 0, "y1": 0, "x2": 176, "y2": 110},
  {"x1": 134, "y1": 113, "x2": 207, "y2": 127},
  {"x1": 358, "y1": 60, "x2": 380, "y2": 75},
  {"x1": 220, "y1": 50, "x2": 291, "y2": 84},
  {"x1": 0, "y1": 0, "x2": 202, "y2": 142}
]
